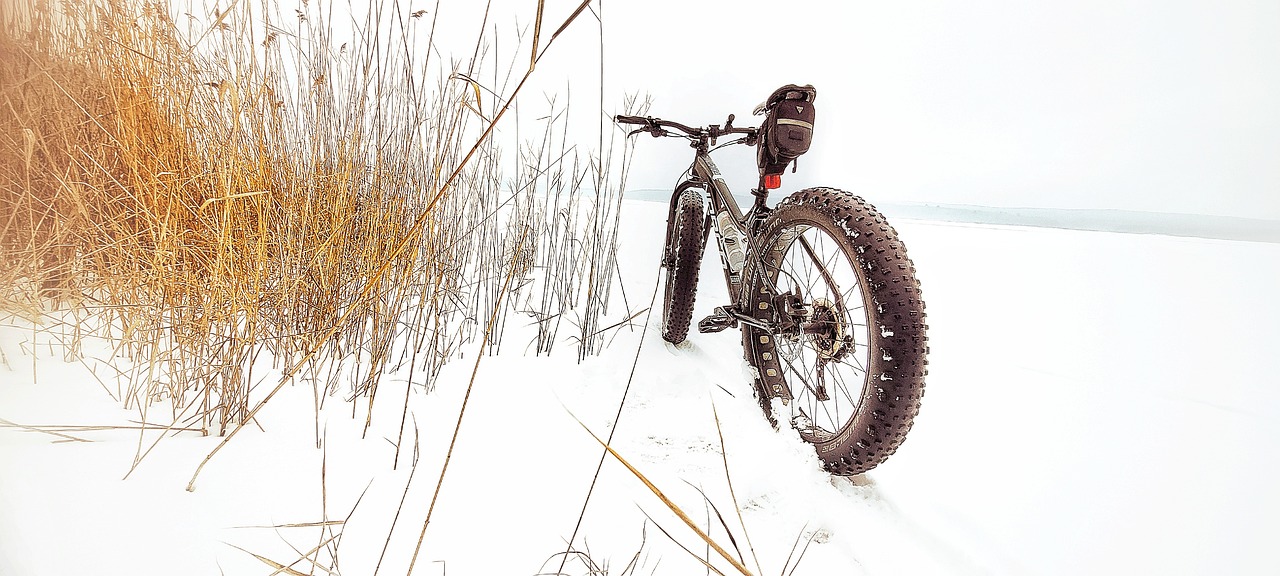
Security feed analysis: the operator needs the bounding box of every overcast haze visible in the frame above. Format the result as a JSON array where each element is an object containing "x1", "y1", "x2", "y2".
[{"x1": 471, "y1": 0, "x2": 1280, "y2": 220}]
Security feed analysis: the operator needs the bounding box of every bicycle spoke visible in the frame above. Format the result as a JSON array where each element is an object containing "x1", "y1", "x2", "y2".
[
  {"x1": 810, "y1": 375, "x2": 840, "y2": 434},
  {"x1": 828, "y1": 363, "x2": 863, "y2": 407},
  {"x1": 797, "y1": 229, "x2": 846, "y2": 311},
  {"x1": 752, "y1": 213, "x2": 880, "y2": 440},
  {"x1": 841, "y1": 284, "x2": 865, "y2": 315},
  {"x1": 779, "y1": 340, "x2": 821, "y2": 419},
  {"x1": 777, "y1": 334, "x2": 849, "y2": 436}
]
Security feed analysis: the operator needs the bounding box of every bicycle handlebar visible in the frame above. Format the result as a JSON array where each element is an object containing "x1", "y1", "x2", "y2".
[{"x1": 615, "y1": 114, "x2": 757, "y2": 145}]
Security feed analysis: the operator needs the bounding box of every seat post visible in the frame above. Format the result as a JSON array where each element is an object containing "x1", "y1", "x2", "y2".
[{"x1": 749, "y1": 187, "x2": 771, "y2": 228}]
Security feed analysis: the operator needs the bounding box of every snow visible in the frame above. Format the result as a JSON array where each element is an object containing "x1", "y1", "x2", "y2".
[{"x1": 3, "y1": 198, "x2": 1280, "y2": 575}]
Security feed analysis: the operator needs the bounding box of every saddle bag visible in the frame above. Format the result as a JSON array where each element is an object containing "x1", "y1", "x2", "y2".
[{"x1": 756, "y1": 84, "x2": 817, "y2": 178}]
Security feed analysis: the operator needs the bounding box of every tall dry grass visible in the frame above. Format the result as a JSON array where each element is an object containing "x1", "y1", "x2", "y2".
[
  {"x1": 0, "y1": 0, "x2": 637, "y2": 440},
  {"x1": 0, "y1": 3, "x2": 800, "y2": 573}
]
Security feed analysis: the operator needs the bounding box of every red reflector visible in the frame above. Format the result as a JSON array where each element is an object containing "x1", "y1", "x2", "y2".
[{"x1": 764, "y1": 174, "x2": 782, "y2": 189}]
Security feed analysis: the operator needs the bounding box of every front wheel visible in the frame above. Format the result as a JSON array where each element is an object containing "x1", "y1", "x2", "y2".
[
  {"x1": 661, "y1": 189, "x2": 706, "y2": 344},
  {"x1": 742, "y1": 188, "x2": 928, "y2": 476}
]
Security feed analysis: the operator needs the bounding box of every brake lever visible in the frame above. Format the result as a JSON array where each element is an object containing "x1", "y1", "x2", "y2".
[
  {"x1": 627, "y1": 123, "x2": 666, "y2": 138},
  {"x1": 621, "y1": 117, "x2": 658, "y2": 138}
]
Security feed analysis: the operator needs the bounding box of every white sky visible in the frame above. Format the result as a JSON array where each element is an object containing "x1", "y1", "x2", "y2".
[{"x1": 339, "y1": 0, "x2": 1280, "y2": 220}]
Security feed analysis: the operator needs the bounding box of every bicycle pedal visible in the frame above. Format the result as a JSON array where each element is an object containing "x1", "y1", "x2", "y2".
[{"x1": 697, "y1": 308, "x2": 738, "y2": 333}]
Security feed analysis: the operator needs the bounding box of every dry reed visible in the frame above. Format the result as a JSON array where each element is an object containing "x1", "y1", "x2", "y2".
[
  {"x1": 2, "y1": 1, "x2": 670, "y2": 570},
  {"x1": 0, "y1": 0, "x2": 635, "y2": 446}
]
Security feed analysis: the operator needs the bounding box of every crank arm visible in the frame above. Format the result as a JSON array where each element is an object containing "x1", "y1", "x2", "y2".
[{"x1": 722, "y1": 306, "x2": 772, "y2": 331}]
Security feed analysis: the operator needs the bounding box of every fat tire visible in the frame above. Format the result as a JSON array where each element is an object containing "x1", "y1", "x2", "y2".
[
  {"x1": 742, "y1": 187, "x2": 928, "y2": 475},
  {"x1": 661, "y1": 189, "x2": 706, "y2": 344}
]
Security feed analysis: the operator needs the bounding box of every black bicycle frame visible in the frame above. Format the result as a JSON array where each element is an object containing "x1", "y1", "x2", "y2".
[{"x1": 663, "y1": 151, "x2": 759, "y2": 312}]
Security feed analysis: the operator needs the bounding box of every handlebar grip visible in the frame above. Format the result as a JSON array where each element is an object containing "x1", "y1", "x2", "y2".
[{"x1": 615, "y1": 114, "x2": 648, "y2": 125}]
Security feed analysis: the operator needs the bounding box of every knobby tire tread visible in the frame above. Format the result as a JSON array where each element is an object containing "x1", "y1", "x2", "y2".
[
  {"x1": 661, "y1": 190, "x2": 705, "y2": 344},
  {"x1": 743, "y1": 187, "x2": 928, "y2": 475}
]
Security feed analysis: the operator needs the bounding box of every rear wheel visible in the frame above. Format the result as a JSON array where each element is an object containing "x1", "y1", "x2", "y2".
[
  {"x1": 742, "y1": 188, "x2": 927, "y2": 475},
  {"x1": 661, "y1": 189, "x2": 706, "y2": 344}
]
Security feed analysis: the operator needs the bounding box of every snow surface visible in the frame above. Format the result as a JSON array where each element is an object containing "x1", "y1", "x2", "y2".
[{"x1": 2, "y1": 199, "x2": 1279, "y2": 575}]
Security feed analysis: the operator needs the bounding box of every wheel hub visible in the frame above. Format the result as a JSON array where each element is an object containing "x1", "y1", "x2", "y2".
[{"x1": 805, "y1": 297, "x2": 852, "y2": 363}]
